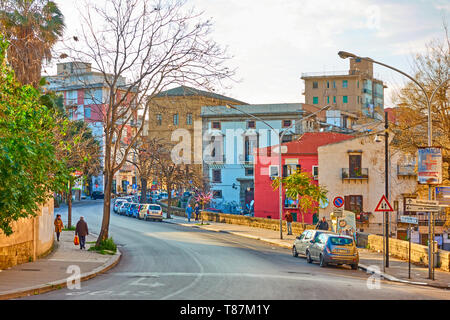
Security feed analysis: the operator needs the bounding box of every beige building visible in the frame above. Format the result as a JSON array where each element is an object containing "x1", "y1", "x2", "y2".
[
  {"x1": 302, "y1": 57, "x2": 385, "y2": 120},
  {"x1": 318, "y1": 133, "x2": 418, "y2": 236}
]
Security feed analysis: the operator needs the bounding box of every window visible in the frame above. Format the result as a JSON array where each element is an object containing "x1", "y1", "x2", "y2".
[
  {"x1": 212, "y1": 169, "x2": 222, "y2": 183},
  {"x1": 244, "y1": 135, "x2": 258, "y2": 162},
  {"x1": 212, "y1": 121, "x2": 221, "y2": 129},
  {"x1": 327, "y1": 96, "x2": 330, "y2": 104},
  {"x1": 357, "y1": 80, "x2": 359, "y2": 88},
  {"x1": 333, "y1": 81, "x2": 336, "y2": 89},
  {"x1": 313, "y1": 97, "x2": 319, "y2": 104},
  {"x1": 283, "y1": 120, "x2": 292, "y2": 128},
  {"x1": 349, "y1": 154, "x2": 362, "y2": 177},
  {"x1": 269, "y1": 165, "x2": 279, "y2": 178},
  {"x1": 342, "y1": 80, "x2": 348, "y2": 88},
  {"x1": 343, "y1": 96, "x2": 348, "y2": 104},
  {"x1": 84, "y1": 107, "x2": 91, "y2": 119},
  {"x1": 281, "y1": 135, "x2": 292, "y2": 143},
  {"x1": 186, "y1": 113, "x2": 192, "y2": 125},
  {"x1": 312, "y1": 166, "x2": 319, "y2": 179},
  {"x1": 283, "y1": 164, "x2": 301, "y2": 177},
  {"x1": 156, "y1": 114, "x2": 162, "y2": 126},
  {"x1": 304, "y1": 230, "x2": 313, "y2": 240},
  {"x1": 213, "y1": 190, "x2": 223, "y2": 198},
  {"x1": 247, "y1": 120, "x2": 256, "y2": 129},
  {"x1": 329, "y1": 237, "x2": 353, "y2": 246},
  {"x1": 327, "y1": 81, "x2": 330, "y2": 88},
  {"x1": 345, "y1": 195, "x2": 363, "y2": 214},
  {"x1": 245, "y1": 168, "x2": 254, "y2": 176},
  {"x1": 313, "y1": 81, "x2": 318, "y2": 89},
  {"x1": 173, "y1": 113, "x2": 179, "y2": 125},
  {"x1": 333, "y1": 96, "x2": 336, "y2": 103}
]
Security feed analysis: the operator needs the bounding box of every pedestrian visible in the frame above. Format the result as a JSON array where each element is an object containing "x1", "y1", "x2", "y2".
[
  {"x1": 75, "y1": 216, "x2": 89, "y2": 250},
  {"x1": 186, "y1": 204, "x2": 193, "y2": 222},
  {"x1": 315, "y1": 217, "x2": 329, "y2": 230},
  {"x1": 54, "y1": 214, "x2": 64, "y2": 242},
  {"x1": 284, "y1": 211, "x2": 293, "y2": 235},
  {"x1": 194, "y1": 203, "x2": 200, "y2": 221}
]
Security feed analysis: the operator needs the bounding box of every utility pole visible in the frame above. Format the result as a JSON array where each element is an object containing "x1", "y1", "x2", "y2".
[{"x1": 385, "y1": 112, "x2": 389, "y2": 268}]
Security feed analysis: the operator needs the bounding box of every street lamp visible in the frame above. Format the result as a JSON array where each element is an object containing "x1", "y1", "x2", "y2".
[
  {"x1": 338, "y1": 50, "x2": 450, "y2": 279},
  {"x1": 226, "y1": 103, "x2": 332, "y2": 239}
]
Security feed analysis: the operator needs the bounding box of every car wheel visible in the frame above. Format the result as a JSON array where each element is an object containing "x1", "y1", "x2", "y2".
[
  {"x1": 351, "y1": 264, "x2": 358, "y2": 270},
  {"x1": 319, "y1": 254, "x2": 327, "y2": 268},
  {"x1": 292, "y1": 246, "x2": 298, "y2": 257},
  {"x1": 306, "y1": 251, "x2": 312, "y2": 264}
]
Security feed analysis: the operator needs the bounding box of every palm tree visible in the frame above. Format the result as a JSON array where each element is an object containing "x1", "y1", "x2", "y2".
[{"x1": 0, "y1": 0, "x2": 64, "y2": 86}]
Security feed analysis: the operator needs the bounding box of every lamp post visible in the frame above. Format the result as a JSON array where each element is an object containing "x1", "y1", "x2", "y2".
[
  {"x1": 338, "y1": 51, "x2": 450, "y2": 278},
  {"x1": 226, "y1": 104, "x2": 331, "y2": 239}
]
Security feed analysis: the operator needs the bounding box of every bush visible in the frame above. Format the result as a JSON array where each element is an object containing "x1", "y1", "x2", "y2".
[{"x1": 88, "y1": 237, "x2": 117, "y2": 254}]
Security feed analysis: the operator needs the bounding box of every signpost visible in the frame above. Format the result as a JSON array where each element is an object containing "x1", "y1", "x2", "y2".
[
  {"x1": 374, "y1": 195, "x2": 394, "y2": 272},
  {"x1": 400, "y1": 215, "x2": 419, "y2": 279}
]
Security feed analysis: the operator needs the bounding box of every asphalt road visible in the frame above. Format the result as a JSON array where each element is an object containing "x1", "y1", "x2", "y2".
[{"x1": 22, "y1": 200, "x2": 449, "y2": 300}]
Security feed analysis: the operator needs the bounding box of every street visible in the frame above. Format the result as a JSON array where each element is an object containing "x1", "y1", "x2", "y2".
[{"x1": 20, "y1": 201, "x2": 449, "y2": 300}]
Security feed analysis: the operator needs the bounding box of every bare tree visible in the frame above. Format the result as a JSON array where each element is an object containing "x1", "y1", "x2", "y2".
[{"x1": 62, "y1": 0, "x2": 233, "y2": 245}]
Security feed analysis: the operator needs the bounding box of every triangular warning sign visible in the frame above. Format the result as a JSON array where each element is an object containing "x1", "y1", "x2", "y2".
[{"x1": 374, "y1": 195, "x2": 394, "y2": 212}]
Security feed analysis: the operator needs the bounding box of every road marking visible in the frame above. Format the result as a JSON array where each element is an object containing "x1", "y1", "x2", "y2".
[{"x1": 129, "y1": 277, "x2": 165, "y2": 288}]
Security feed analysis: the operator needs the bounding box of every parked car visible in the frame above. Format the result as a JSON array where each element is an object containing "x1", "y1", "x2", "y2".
[
  {"x1": 138, "y1": 204, "x2": 163, "y2": 221},
  {"x1": 127, "y1": 203, "x2": 140, "y2": 218},
  {"x1": 113, "y1": 199, "x2": 127, "y2": 213},
  {"x1": 159, "y1": 192, "x2": 168, "y2": 200},
  {"x1": 305, "y1": 233, "x2": 359, "y2": 269},
  {"x1": 119, "y1": 202, "x2": 131, "y2": 215},
  {"x1": 292, "y1": 229, "x2": 334, "y2": 258},
  {"x1": 91, "y1": 191, "x2": 104, "y2": 200}
]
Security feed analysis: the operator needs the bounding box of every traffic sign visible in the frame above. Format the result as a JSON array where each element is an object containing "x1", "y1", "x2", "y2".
[
  {"x1": 399, "y1": 216, "x2": 418, "y2": 224},
  {"x1": 333, "y1": 197, "x2": 344, "y2": 208},
  {"x1": 374, "y1": 195, "x2": 394, "y2": 212},
  {"x1": 405, "y1": 204, "x2": 440, "y2": 212},
  {"x1": 405, "y1": 198, "x2": 438, "y2": 206},
  {"x1": 132, "y1": 184, "x2": 137, "y2": 190},
  {"x1": 319, "y1": 197, "x2": 329, "y2": 209}
]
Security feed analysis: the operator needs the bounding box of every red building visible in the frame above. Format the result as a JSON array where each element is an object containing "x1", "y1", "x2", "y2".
[{"x1": 254, "y1": 132, "x2": 353, "y2": 223}]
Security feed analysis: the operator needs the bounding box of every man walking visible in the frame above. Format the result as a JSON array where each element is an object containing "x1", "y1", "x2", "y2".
[
  {"x1": 284, "y1": 211, "x2": 293, "y2": 235},
  {"x1": 186, "y1": 204, "x2": 193, "y2": 222},
  {"x1": 316, "y1": 217, "x2": 329, "y2": 230},
  {"x1": 54, "y1": 214, "x2": 64, "y2": 242},
  {"x1": 194, "y1": 203, "x2": 200, "y2": 221},
  {"x1": 75, "y1": 216, "x2": 89, "y2": 250}
]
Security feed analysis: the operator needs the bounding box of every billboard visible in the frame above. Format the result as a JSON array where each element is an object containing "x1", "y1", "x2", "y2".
[
  {"x1": 417, "y1": 147, "x2": 442, "y2": 185},
  {"x1": 436, "y1": 187, "x2": 450, "y2": 207}
]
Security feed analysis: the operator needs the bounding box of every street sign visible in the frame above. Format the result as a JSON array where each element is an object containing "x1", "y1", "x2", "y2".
[
  {"x1": 399, "y1": 216, "x2": 418, "y2": 224},
  {"x1": 405, "y1": 198, "x2": 438, "y2": 206},
  {"x1": 319, "y1": 197, "x2": 329, "y2": 209},
  {"x1": 405, "y1": 204, "x2": 440, "y2": 212},
  {"x1": 333, "y1": 197, "x2": 344, "y2": 208},
  {"x1": 132, "y1": 184, "x2": 137, "y2": 190},
  {"x1": 435, "y1": 187, "x2": 450, "y2": 206},
  {"x1": 374, "y1": 195, "x2": 394, "y2": 212},
  {"x1": 333, "y1": 208, "x2": 343, "y2": 218},
  {"x1": 417, "y1": 147, "x2": 442, "y2": 185}
]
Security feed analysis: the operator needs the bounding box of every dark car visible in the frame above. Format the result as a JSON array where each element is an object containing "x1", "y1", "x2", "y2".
[{"x1": 91, "y1": 191, "x2": 104, "y2": 200}]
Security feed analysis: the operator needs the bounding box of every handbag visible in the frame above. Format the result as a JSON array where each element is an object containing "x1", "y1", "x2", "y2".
[{"x1": 74, "y1": 235, "x2": 79, "y2": 245}]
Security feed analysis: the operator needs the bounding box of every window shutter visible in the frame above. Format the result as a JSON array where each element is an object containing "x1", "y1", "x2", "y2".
[
  {"x1": 344, "y1": 196, "x2": 351, "y2": 210},
  {"x1": 283, "y1": 165, "x2": 288, "y2": 178}
]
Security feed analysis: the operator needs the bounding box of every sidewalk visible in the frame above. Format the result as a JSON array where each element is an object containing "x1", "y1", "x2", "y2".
[
  {"x1": 0, "y1": 230, "x2": 121, "y2": 300},
  {"x1": 164, "y1": 213, "x2": 450, "y2": 290}
]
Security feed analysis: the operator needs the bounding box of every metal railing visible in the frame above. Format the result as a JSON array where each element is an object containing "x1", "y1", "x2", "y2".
[{"x1": 342, "y1": 168, "x2": 369, "y2": 179}]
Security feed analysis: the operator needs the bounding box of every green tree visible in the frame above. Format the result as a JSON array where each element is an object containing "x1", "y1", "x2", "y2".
[
  {"x1": 272, "y1": 169, "x2": 327, "y2": 225},
  {"x1": 0, "y1": 37, "x2": 67, "y2": 235},
  {"x1": 0, "y1": 0, "x2": 65, "y2": 86}
]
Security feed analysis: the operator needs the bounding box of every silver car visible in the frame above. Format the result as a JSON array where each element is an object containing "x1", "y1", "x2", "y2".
[
  {"x1": 292, "y1": 229, "x2": 333, "y2": 258},
  {"x1": 119, "y1": 202, "x2": 131, "y2": 215},
  {"x1": 306, "y1": 233, "x2": 359, "y2": 269}
]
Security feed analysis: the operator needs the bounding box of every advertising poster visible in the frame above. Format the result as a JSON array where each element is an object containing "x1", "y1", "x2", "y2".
[{"x1": 418, "y1": 147, "x2": 442, "y2": 185}]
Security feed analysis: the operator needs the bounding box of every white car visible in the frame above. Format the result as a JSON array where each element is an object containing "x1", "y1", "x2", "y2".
[
  {"x1": 119, "y1": 202, "x2": 131, "y2": 215},
  {"x1": 113, "y1": 199, "x2": 127, "y2": 213},
  {"x1": 138, "y1": 204, "x2": 163, "y2": 221}
]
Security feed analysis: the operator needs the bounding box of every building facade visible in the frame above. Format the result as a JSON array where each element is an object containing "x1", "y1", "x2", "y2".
[
  {"x1": 254, "y1": 132, "x2": 354, "y2": 223},
  {"x1": 201, "y1": 103, "x2": 323, "y2": 214},
  {"x1": 302, "y1": 57, "x2": 385, "y2": 120},
  {"x1": 46, "y1": 61, "x2": 137, "y2": 195}
]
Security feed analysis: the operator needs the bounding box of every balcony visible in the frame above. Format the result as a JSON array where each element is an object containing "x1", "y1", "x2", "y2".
[
  {"x1": 342, "y1": 168, "x2": 368, "y2": 180},
  {"x1": 397, "y1": 164, "x2": 416, "y2": 176}
]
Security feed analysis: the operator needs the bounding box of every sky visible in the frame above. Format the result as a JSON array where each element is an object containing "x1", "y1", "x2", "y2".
[{"x1": 50, "y1": 0, "x2": 449, "y2": 107}]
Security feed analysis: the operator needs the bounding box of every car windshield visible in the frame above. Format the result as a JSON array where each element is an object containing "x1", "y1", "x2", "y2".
[
  {"x1": 123, "y1": 203, "x2": 130, "y2": 207},
  {"x1": 329, "y1": 237, "x2": 353, "y2": 246},
  {"x1": 149, "y1": 205, "x2": 161, "y2": 210}
]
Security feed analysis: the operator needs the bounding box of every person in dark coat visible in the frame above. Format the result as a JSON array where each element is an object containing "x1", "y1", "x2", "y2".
[
  {"x1": 194, "y1": 203, "x2": 200, "y2": 221},
  {"x1": 75, "y1": 216, "x2": 89, "y2": 250},
  {"x1": 284, "y1": 211, "x2": 293, "y2": 235},
  {"x1": 315, "y1": 217, "x2": 329, "y2": 230}
]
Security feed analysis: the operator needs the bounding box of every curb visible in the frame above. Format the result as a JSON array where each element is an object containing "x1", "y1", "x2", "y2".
[
  {"x1": 168, "y1": 218, "x2": 450, "y2": 290},
  {"x1": 0, "y1": 246, "x2": 122, "y2": 300}
]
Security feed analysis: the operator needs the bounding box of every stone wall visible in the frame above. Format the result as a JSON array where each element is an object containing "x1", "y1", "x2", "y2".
[
  {"x1": 160, "y1": 201, "x2": 315, "y2": 235},
  {"x1": 357, "y1": 232, "x2": 449, "y2": 272},
  {"x1": 0, "y1": 199, "x2": 54, "y2": 270}
]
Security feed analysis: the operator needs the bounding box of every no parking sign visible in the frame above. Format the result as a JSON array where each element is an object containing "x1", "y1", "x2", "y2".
[{"x1": 333, "y1": 196, "x2": 344, "y2": 208}]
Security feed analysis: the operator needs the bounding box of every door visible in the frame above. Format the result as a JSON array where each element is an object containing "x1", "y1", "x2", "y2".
[
  {"x1": 301, "y1": 230, "x2": 313, "y2": 255},
  {"x1": 349, "y1": 154, "x2": 361, "y2": 177}
]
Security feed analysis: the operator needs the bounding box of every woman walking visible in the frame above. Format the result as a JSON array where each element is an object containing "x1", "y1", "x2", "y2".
[{"x1": 54, "y1": 214, "x2": 64, "y2": 242}]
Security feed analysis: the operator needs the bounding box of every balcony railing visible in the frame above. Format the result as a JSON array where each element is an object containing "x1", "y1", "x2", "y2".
[
  {"x1": 397, "y1": 164, "x2": 416, "y2": 176},
  {"x1": 342, "y1": 168, "x2": 368, "y2": 180}
]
